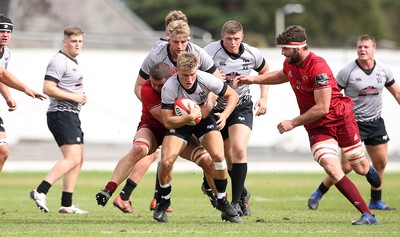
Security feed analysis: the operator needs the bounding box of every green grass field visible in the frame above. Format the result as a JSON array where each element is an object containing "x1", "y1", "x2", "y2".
[{"x1": 0, "y1": 171, "x2": 398, "y2": 236}]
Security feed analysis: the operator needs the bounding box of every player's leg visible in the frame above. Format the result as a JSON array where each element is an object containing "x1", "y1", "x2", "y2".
[
  {"x1": 58, "y1": 144, "x2": 87, "y2": 214},
  {"x1": 153, "y1": 135, "x2": 185, "y2": 223},
  {"x1": 366, "y1": 143, "x2": 395, "y2": 210},
  {"x1": 201, "y1": 131, "x2": 243, "y2": 223},
  {"x1": 113, "y1": 150, "x2": 160, "y2": 213},
  {"x1": 96, "y1": 128, "x2": 156, "y2": 206},
  {"x1": 227, "y1": 123, "x2": 251, "y2": 216},
  {"x1": 0, "y1": 126, "x2": 9, "y2": 172},
  {"x1": 180, "y1": 135, "x2": 217, "y2": 208},
  {"x1": 312, "y1": 139, "x2": 376, "y2": 225}
]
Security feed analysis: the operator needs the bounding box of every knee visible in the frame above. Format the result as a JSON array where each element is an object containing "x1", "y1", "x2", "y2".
[
  {"x1": 231, "y1": 145, "x2": 247, "y2": 162},
  {"x1": 198, "y1": 157, "x2": 215, "y2": 174},
  {"x1": 131, "y1": 145, "x2": 149, "y2": 160}
]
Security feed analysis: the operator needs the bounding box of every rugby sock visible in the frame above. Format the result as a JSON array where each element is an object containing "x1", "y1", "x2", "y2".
[
  {"x1": 202, "y1": 173, "x2": 211, "y2": 190},
  {"x1": 61, "y1": 191, "x2": 73, "y2": 207},
  {"x1": 37, "y1": 180, "x2": 51, "y2": 194},
  {"x1": 230, "y1": 163, "x2": 247, "y2": 203},
  {"x1": 154, "y1": 164, "x2": 160, "y2": 201},
  {"x1": 159, "y1": 183, "x2": 171, "y2": 201},
  {"x1": 214, "y1": 178, "x2": 228, "y2": 199},
  {"x1": 105, "y1": 181, "x2": 118, "y2": 195},
  {"x1": 318, "y1": 181, "x2": 330, "y2": 195},
  {"x1": 370, "y1": 189, "x2": 382, "y2": 201},
  {"x1": 120, "y1": 178, "x2": 137, "y2": 200},
  {"x1": 335, "y1": 176, "x2": 371, "y2": 215}
]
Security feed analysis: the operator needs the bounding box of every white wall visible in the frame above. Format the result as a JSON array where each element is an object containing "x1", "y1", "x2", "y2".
[{"x1": 3, "y1": 47, "x2": 400, "y2": 156}]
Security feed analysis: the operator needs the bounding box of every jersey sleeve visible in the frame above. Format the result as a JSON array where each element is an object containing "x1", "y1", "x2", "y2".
[
  {"x1": 141, "y1": 83, "x2": 161, "y2": 111},
  {"x1": 44, "y1": 58, "x2": 65, "y2": 83}
]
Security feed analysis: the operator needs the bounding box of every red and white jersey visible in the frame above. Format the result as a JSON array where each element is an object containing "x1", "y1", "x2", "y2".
[{"x1": 282, "y1": 52, "x2": 354, "y2": 130}]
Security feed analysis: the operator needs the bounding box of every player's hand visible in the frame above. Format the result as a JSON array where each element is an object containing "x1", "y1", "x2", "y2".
[
  {"x1": 233, "y1": 75, "x2": 254, "y2": 87},
  {"x1": 188, "y1": 103, "x2": 201, "y2": 121},
  {"x1": 254, "y1": 97, "x2": 267, "y2": 116},
  {"x1": 24, "y1": 89, "x2": 47, "y2": 101},
  {"x1": 214, "y1": 112, "x2": 227, "y2": 130},
  {"x1": 6, "y1": 98, "x2": 17, "y2": 111},
  {"x1": 277, "y1": 120, "x2": 295, "y2": 134}
]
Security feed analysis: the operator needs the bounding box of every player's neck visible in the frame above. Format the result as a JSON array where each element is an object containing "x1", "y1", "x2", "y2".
[{"x1": 357, "y1": 59, "x2": 374, "y2": 69}]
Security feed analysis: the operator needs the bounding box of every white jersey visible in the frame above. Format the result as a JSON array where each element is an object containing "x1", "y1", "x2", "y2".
[
  {"x1": 0, "y1": 46, "x2": 11, "y2": 68},
  {"x1": 139, "y1": 42, "x2": 217, "y2": 79},
  {"x1": 336, "y1": 60, "x2": 394, "y2": 122},
  {"x1": 161, "y1": 70, "x2": 227, "y2": 110},
  {"x1": 204, "y1": 40, "x2": 266, "y2": 110},
  {"x1": 44, "y1": 50, "x2": 84, "y2": 114}
]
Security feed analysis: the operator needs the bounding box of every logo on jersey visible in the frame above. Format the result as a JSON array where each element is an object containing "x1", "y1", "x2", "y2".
[
  {"x1": 219, "y1": 61, "x2": 226, "y2": 66},
  {"x1": 315, "y1": 73, "x2": 329, "y2": 86},
  {"x1": 358, "y1": 86, "x2": 378, "y2": 97},
  {"x1": 354, "y1": 134, "x2": 358, "y2": 141},
  {"x1": 207, "y1": 124, "x2": 214, "y2": 130},
  {"x1": 238, "y1": 116, "x2": 245, "y2": 121},
  {"x1": 383, "y1": 135, "x2": 388, "y2": 141}
]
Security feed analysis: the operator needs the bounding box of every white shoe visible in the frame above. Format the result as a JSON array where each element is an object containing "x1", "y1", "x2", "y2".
[
  {"x1": 59, "y1": 205, "x2": 88, "y2": 214},
  {"x1": 30, "y1": 189, "x2": 49, "y2": 213}
]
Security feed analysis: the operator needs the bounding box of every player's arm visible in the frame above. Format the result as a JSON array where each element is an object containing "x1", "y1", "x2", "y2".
[
  {"x1": 161, "y1": 104, "x2": 201, "y2": 129},
  {"x1": 43, "y1": 80, "x2": 85, "y2": 104},
  {"x1": 148, "y1": 104, "x2": 165, "y2": 126},
  {"x1": 234, "y1": 69, "x2": 288, "y2": 86},
  {"x1": 0, "y1": 67, "x2": 46, "y2": 100},
  {"x1": 0, "y1": 82, "x2": 17, "y2": 111},
  {"x1": 254, "y1": 63, "x2": 270, "y2": 116},
  {"x1": 386, "y1": 82, "x2": 400, "y2": 105},
  {"x1": 277, "y1": 87, "x2": 331, "y2": 134},
  {"x1": 134, "y1": 75, "x2": 146, "y2": 101}
]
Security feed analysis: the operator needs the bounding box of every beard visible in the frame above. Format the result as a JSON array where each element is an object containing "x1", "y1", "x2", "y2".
[{"x1": 288, "y1": 49, "x2": 301, "y2": 64}]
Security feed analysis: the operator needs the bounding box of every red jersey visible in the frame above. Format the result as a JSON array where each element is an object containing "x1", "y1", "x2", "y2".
[
  {"x1": 138, "y1": 80, "x2": 166, "y2": 147},
  {"x1": 282, "y1": 52, "x2": 354, "y2": 131}
]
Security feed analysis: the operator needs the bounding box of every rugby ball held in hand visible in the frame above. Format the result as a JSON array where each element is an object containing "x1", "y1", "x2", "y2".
[{"x1": 174, "y1": 98, "x2": 201, "y2": 126}]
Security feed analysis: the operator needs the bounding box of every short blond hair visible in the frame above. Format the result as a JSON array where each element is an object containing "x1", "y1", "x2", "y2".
[
  {"x1": 165, "y1": 10, "x2": 187, "y2": 28},
  {"x1": 64, "y1": 26, "x2": 84, "y2": 37},
  {"x1": 222, "y1": 20, "x2": 243, "y2": 34},
  {"x1": 167, "y1": 20, "x2": 190, "y2": 39},
  {"x1": 177, "y1": 52, "x2": 199, "y2": 71}
]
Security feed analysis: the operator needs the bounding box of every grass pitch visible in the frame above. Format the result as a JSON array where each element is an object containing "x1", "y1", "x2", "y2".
[{"x1": 0, "y1": 171, "x2": 398, "y2": 236}]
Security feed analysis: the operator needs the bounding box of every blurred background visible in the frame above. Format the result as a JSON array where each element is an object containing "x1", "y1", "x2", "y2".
[{"x1": 1, "y1": 0, "x2": 399, "y2": 171}]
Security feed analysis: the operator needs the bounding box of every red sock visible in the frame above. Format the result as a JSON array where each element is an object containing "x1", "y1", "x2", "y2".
[
  {"x1": 105, "y1": 181, "x2": 118, "y2": 194},
  {"x1": 335, "y1": 176, "x2": 371, "y2": 215}
]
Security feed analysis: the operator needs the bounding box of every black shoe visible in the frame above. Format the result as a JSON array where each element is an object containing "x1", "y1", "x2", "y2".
[
  {"x1": 221, "y1": 212, "x2": 244, "y2": 223},
  {"x1": 96, "y1": 189, "x2": 111, "y2": 206},
  {"x1": 232, "y1": 202, "x2": 243, "y2": 216},
  {"x1": 366, "y1": 166, "x2": 381, "y2": 188},
  {"x1": 240, "y1": 189, "x2": 251, "y2": 216},
  {"x1": 201, "y1": 183, "x2": 217, "y2": 208},
  {"x1": 217, "y1": 197, "x2": 239, "y2": 217},
  {"x1": 153, "y1": 199, "x2": 171, "y2": 223}
]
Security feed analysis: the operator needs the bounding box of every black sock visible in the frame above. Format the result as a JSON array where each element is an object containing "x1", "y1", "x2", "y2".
[
  {"x1": 120, "y1": 178, "x2": 137, "y2": 200},
  {"x1": 61, "y1": 191, "x2": 73, "y2": 207},
  {"x1": 318, "y1": 181, "x2": 330, "y2": 195},
  {"x1": 230, "y1": 163, "x2": 247, "y2": 204},
  {"x1": 202, "y1": 173, "x2": 211, "y2": 190},
  {"x1": 214, "y1": 178, "x2": 228, "y2": 198},
  {"x1": 37, "y1": 180, "x2": 51, "y2": 195},
  {"x1": 370, "y1": 189, "x2": 382, "y2": 201},
  {"x1": 154, "y1": 163, "x2": 160, "y2": 199}
]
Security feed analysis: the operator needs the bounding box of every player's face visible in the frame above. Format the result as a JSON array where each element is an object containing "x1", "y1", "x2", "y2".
[
  {"x1": 150, "y1": 77, "x2": 167, "y2": 93},
  {"x1": 177, "y1": 68, "x2": 197, "y2": 90},
  {"x1": 168, "y1": 35, "x2": 189, "y2": 59},
  {"x1": 281, "y1": 47, "x2": 301, "y2": 64},
  {"x1": 221, "y1": 31, "x2": 243, "y2": 54},
  {"x1": 357, "y1": 39, "x2": 375, "y2": 62},
  {"x1": 0, "y1": 30, "x2": 12, "y2": 46},
  {"x1": 63, "y1": 34, "x2": 83, "y2": 58}
]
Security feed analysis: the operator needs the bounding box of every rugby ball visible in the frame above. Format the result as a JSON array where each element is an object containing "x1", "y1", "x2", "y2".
[{"x1": 174, "y1": 98, "x2": 201, "y2": 126}]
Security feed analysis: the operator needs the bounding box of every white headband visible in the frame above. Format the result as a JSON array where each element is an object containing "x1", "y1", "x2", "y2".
[{"x1": 279, "y1": 41, "x2": 307, "y2": 48}]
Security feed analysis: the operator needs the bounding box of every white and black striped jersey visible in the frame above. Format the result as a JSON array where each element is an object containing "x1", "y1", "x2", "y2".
[
  {"x1": 204, "y1": 40, "x2": 266, "y2": 111},
  {"x1": 44, "y1": 50, "x2": 84, "y2": 114},
  {"x1": 139, "y1": 42, "x2": 217, "y2": 79},
  {"x1": 161, "y1": 70, "x2": 227, "y2": 110},
  {"x1": 336, "y1": 60, "x2": 395, "y2": 122}
]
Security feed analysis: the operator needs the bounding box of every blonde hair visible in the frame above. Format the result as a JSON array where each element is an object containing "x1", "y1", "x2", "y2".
[
  {"x1": 165, "y1": 10, "x2": 187, "y2": 28},
  {"x1": 222, "y1": 20, "x2": 243, "y2": 34},
  {"x1": 167, "y1": 20, "x2": 190, "y2": 38},
  {"x1": 177, "y1": 52, "x2": 199, "y2": 71},
  {"x1": 64, "y1": 26, "x2": 84, "y2": 37}
]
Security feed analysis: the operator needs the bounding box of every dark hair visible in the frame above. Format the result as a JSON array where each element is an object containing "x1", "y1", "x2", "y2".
[
  {"x1": 150, "y1": 62, "x2": 173, "y2": 80},
  {"x1": 64, "y1": 26, "x2": 84, "y2": 37},
  {"x1": 358, "y1": 34, "x2": 376, "y2": 47},
  {"x1": 276, "y1": 25, "x2": 308, "y2": 49}
]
